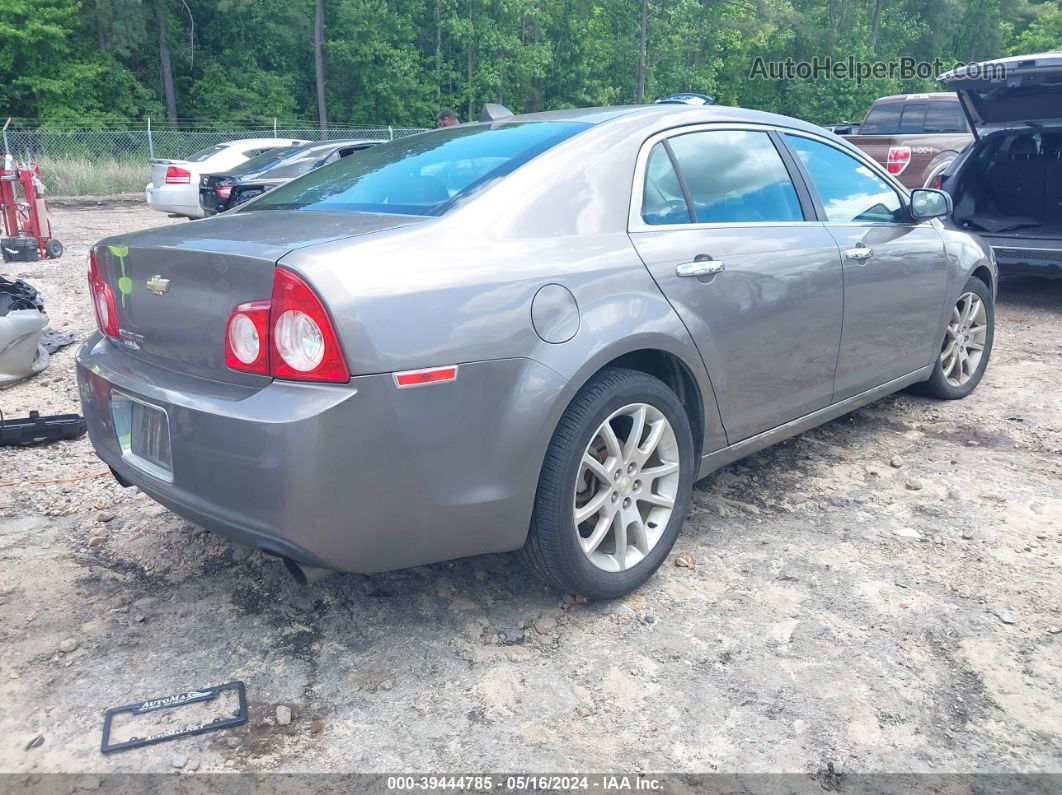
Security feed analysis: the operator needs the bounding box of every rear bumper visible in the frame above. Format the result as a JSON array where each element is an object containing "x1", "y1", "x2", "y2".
[
  {"x1": 76, "y1": 334, "x2": 567, "y2": 572},
  {"x1": 145, "y1": 183, "x2": 204, "y2": 218},
  {"x1": 988, "y1": 241, "x2": 1062, "y2": 276}
]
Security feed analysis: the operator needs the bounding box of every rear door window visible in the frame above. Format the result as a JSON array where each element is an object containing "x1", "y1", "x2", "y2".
[
  {"x1": 666, "y1": 130, "x2": 804, "y2": 223},
  {"x1": 898, "y1": 102, "x2": 928, "y2": 133},
  {"x1": 641, "y1": 143, "x2": 692, "y2": 225},
  {"x1": 859, "y1": 103, "x2": 903, "y2": 134},
  {"x1": 786, "y1": 135, "x2": 905, "y2": 223}
]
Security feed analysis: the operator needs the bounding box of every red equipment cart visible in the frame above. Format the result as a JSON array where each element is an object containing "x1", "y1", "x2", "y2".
[{"x1": 1, "y1": 156, "x2": 62, "y2": 262}]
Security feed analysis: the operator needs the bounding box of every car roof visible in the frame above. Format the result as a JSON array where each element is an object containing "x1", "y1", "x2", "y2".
[
  {"x1": 298, "y1": 138, "x2": 385, "y2": 151},
  {"x1": 222, "y1": 137, "x2": 305, "y2": 148},
  {"x1": 869, "y1": 92, "x2": 959, "y2": 103},
  {"x1": 500, "y1": 103, "x2": 836, "y2": 138}
]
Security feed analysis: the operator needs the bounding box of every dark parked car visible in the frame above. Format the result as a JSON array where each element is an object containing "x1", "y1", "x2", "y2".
[
  {"x1": 199, "y1": 139, "x2": 382, "y2": 215},
  {"x1": 79, "y1": 104, "x2": 995, "y2": 599},
  {"x1": 934, "y1": 52, "x2": 1062, "y2": 275}
]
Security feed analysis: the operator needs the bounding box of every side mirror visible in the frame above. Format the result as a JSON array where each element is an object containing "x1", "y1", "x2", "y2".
[{"x1": 910, "y1": 188, "x2": 952, "y2": 221}]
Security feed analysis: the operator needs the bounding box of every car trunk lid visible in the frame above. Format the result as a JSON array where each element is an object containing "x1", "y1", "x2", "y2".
[
  {"x1": 940, "y1": 52, "x2": 1062, "y2": 137},
  {"x1": 93, "y1": 210, "x2": 425, "y2": 385}
]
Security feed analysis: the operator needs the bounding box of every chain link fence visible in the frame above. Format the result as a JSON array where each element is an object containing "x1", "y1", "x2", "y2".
[{"x1": 2, "y1": 124, "x2": 428, "y2": 162}]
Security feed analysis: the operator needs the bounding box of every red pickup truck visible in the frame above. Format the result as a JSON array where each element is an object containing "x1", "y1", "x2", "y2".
[{"x1": 842, "y1": 93, "x2": 973, "y2": 189}]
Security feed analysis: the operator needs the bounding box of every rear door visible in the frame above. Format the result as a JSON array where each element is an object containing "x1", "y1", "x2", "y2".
[
  {"x1": 628, "y1": 126, "x2": 844, "y2": 443},
  {"x1": 781, "y1": 133, "x2": 948, "y2": 399}
]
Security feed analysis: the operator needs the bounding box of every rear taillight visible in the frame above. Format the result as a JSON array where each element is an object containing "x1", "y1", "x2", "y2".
[
  {"x1": 928, "y1": 174, "x2": 944, "y2": 190},
  {"x1": 886, "y1": 146, "x2": 911, "y2": 175},
  {"x1": 165, "y1": 166, "x2": 191, "y2": 184},
  {"x1": 88, "y1": 249, "x2": 118, "y2": 338},
  {"x1": 223, "y1": 269, "x2": 349, "y2": 383},
  {"x1": 270, "y1": 269, "x2": 349, "y2": 382},
  {"x1": 216, "y1": 185, "x2": 233, "y2": 199},
  {"x1": 224, "y1": 300, "x2": 270, "y2": 374}
]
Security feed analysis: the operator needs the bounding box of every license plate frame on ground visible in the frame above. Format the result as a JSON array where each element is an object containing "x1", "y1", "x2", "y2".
[
  {"x1": 100, "y1": 681, "x2": 247, "y2": 753},
  {"x1": 110, "y1": 391, "x2": 173, "y2": 481}
]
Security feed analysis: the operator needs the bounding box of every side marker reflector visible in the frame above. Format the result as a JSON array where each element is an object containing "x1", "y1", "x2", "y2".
[{"x1": 393, "y1": 365, "x2": 459, "y2": 388}]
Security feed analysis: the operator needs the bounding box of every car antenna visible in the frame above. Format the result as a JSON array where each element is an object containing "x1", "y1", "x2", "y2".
[{"x1": 479, "y1": 103, "x2": 514, "y2": 122}]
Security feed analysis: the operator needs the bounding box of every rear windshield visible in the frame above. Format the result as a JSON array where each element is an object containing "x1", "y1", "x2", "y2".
[
  {"x1": 255, "y1": 143, "x2": 375, "y2": 180},
  {"x1": 185, "y1": 145, "x2": 230, "y2": 163},
  {"x1": 244, "y1": 122, "x2": 590, "y2": 216},
  {"x1": 226, "y1": 146, "x2": 301, "y2": 177}
]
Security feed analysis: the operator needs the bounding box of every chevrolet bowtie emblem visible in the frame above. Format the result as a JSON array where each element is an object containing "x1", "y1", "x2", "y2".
[{"x1": 146, "y1": 275, "x2": 170, "y2": 295}]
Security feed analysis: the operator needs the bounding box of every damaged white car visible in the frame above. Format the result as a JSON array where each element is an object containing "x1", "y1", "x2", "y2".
[{"x1": 0, "y1": 276, "x2": 49, "y2": 386}]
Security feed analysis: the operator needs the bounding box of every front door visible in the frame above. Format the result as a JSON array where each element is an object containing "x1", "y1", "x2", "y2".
[
  {"x1": 783, "y1": 133, "x2": 948, "y2": 399},
  {"x1": 629, "y1": 128, "x2": 845, "y2": 444}
]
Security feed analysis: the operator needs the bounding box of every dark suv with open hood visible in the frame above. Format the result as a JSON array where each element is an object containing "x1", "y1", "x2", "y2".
[{"x1": 937, "y1": 52, "x2": 1062, "y2": 276}]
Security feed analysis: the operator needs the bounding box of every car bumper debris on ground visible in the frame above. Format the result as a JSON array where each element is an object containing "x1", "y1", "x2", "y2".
[{"x1": 0, "y1": 204, "x2": 1059, "y2": 774}]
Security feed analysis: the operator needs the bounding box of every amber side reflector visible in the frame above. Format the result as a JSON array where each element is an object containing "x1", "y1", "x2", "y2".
[{"x1": 393, "y1": 365, "x2": 459, "y2": 388}]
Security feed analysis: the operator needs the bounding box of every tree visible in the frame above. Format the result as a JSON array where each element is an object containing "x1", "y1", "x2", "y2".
[
  {"x1": 0, "y1": 0, "x2": 1051, "y2": 128},
  {"x1": 156, "y1": 4, "x2": 178, "y2": 125},
  {"x1": 314, "y1": 0, "x2": 328, "y2": 131},
  {"x1": 636, "y1": 0, "x2": 648, "y2": 101}
]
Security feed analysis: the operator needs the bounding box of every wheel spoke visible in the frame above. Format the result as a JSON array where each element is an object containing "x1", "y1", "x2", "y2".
[
  {"x1": 575, "y1": 487, "x2": 611, "y2": 524},
  {"x1": 629, "y1": 517, "x2": 651, "y2": 555},
  {"x1": 641, "y1": 460, "x2": 679, "y2": 481},
  {"x1": 582, "y1": 453, "x2": 612, "y2": 484},
  {"x1": 631, "y1": 419, "x2": 666, "y2": 467},
  {"x1": 599, "y1": 421, "x2": 622, "y2": 460},
  {"x1": 622, "y1": 405, "x2": 646, "y2": 461},
  {"x1": 612, "y1": 518, "x2": 628, "y2": 569},
  {"x1": 638, "y1": 491, "x2": 675, "y2": 509},
  {"x1": 580, "y1": 505, "x2": 616, "y2": 555}
]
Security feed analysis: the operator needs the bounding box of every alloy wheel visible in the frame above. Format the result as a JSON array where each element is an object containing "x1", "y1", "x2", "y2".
[
  {"x1": 941, "y1": 291, "x2": 988, "y2": 387},
  {"x1": 573, "y1": 403, "x2": 681, "y2": 572}
]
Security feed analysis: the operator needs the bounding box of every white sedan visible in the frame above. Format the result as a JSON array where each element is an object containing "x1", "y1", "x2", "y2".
[{"x1": 145, "y1": 138, "x2": 304, "y2": 218}]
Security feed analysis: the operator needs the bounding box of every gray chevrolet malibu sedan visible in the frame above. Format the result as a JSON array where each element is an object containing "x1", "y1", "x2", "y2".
[{"x1": 77, "y1": 105, "x2": 997, "y2": 599}]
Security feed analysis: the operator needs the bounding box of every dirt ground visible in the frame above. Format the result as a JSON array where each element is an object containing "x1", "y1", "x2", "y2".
[{"x1": 0, "y1": 205, "x2": 1059, "y2": 777}]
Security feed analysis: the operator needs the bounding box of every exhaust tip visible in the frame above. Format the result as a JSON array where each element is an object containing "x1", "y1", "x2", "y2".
[{"x1": 281, "y1": 557, "x2": 335, "y2": 585}]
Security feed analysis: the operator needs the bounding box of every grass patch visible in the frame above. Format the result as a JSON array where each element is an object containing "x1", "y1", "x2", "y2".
[{"x1": 35, "y1": 154, "x2": 149, "y2": 196}]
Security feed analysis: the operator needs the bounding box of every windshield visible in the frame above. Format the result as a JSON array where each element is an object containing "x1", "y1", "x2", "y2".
[{"x1": 244, "y1": 122, "x2": 590, "y2": 216}]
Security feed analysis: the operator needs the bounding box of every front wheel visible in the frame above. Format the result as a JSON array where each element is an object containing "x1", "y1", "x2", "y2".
[
  {"x1": 909, "y1": 276, "x2": 994, "y2": 400},
  {"x1": 520, "y1": 367, "x2": 695, "y2": 600}
]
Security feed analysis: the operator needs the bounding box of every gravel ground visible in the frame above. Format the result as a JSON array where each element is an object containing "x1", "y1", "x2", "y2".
[{"x1": 0, "y1": 205, "x2": 1059, "y2": 776}]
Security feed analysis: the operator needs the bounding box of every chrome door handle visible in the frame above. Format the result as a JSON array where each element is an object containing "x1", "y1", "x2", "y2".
[
  {"x1": 676, "y1": 260, "x2": 725, "y2": 277},
  {"x1": 845, "y1": 247, "x2": 873, "y2": 261}
]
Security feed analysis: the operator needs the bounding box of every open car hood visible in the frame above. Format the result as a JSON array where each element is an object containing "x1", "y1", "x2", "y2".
[{"x1": 939, "y1": 52, "x2": 1062, "y2": 136}]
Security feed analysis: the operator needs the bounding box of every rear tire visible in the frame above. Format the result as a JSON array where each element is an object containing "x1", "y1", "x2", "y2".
[
  {"x1": 45, "y1": 239, "x2": 63, "y2": 259},
  {"x1": 521, "y1": 367, "x2": 695, "y2": 600},
  {"x1": 909, "y1": 276, "x2": 993, "y2": 400}
]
